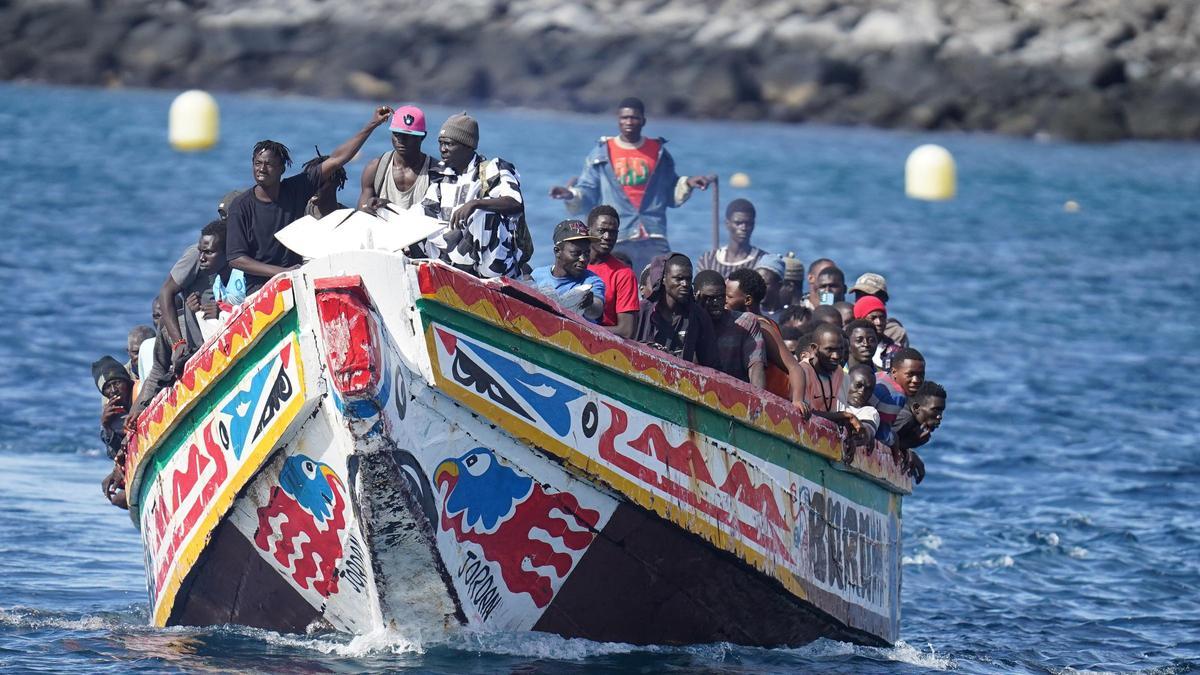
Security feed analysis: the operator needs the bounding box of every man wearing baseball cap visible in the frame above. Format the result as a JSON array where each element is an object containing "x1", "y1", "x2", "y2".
[
  {"x1": 359, "y1": 105, "x2": 433, "y2": 213},
  {"x1": 850, "y1": 272, "x2": 909, "y2": 347},
  {"x1": 531, "y1": 220, "x2": 606, "y2": 323}
]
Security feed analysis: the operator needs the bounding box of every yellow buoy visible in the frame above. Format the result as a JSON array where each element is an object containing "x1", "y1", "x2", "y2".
[
  {"x1": 169, "y1": 90, "x2": 219, "y2": 152},
  {"x1": 905, "y1": 144, "x2": 956, "y2": 201},
  {"x1": 729, "y1": 172, "x2": 751, "y2": 188}
]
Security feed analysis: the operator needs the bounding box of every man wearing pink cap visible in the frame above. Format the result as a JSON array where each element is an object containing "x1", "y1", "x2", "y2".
[{"x1": 359, "y1": 105, "x2": 433, "y2": 213}]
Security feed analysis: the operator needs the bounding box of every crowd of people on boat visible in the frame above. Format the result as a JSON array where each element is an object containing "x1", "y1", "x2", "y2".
[{"x1": 93, "y1": 96, "x2": 945, "y2": 508}]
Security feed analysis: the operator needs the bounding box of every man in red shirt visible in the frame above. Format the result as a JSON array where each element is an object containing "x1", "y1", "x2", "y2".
[
  {"x1": 586, "y1": 205, "x2": 640, "y2": 338},
  {"x1": 550, "y1": 97, "x2": 710, "y2": 275}
]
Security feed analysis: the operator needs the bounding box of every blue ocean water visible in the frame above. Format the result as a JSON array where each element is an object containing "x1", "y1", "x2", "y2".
[{"x1": 1, "y1": 82, "x2": 1197, "y2": 673}]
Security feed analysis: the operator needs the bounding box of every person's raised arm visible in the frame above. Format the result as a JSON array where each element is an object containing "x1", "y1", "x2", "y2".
[{"x1": 319, "y1": 106, "x2": 392, "y2": 181}]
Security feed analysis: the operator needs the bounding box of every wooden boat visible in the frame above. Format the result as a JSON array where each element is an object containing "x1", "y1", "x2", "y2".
[{"x1": 123, "y1": 250, "x2": 912, "y2": 647}]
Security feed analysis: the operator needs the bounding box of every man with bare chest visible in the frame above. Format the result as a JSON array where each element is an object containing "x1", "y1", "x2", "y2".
[{"x1": 359, "y1": 105, "x2": 433, "y2": 213}]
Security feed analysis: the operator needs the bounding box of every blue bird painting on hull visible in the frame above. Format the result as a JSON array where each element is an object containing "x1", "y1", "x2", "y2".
[
  {"x1": 279, "y1": 454, "x2": 343, "y2": 523},
  {"x1": 435, "y1": 447, "x2": 533, "y2": 532}
]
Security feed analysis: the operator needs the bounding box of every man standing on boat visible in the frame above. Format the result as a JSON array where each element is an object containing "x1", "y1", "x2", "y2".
[
  {"x1": 419, "y1": 113, "x2": 532, "y2": 278},
  {"x1": 226, "y1": 105, "x2": 393, "y2": 291},
  {"x1": 358, "y1": 105, "x2": 433, "y2": 214},
  {"x1": 549, "y1": 97, "x2": 710, "y2": 275},
  {"x1": 697, "y1": 199, "x2": 769, "y2": 276}
]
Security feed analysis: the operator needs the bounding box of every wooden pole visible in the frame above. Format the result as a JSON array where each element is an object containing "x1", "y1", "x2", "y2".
[{"x1": 710, "y1": 174, "x2": 720, "y2": 252}]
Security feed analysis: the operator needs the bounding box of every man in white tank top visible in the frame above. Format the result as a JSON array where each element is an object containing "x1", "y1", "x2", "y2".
[{"x1": 358, "y1": 105, "x2": 432, "y2": 213}]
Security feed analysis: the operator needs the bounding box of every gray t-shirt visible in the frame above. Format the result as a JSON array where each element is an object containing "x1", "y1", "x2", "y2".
[{"x1": 169, "y1": 245, "x2": 215, "y2": 304}]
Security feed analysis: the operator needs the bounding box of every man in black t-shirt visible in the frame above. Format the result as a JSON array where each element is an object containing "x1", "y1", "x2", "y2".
[{"x1": 226, "y1": 106, "x2": 393, "y2": 290}]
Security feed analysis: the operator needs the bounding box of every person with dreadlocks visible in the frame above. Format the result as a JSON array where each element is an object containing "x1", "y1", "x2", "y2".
[
  {"x1": 226, "y1": 105, "x2": 392, "y2": 291},
  {"x1": 302, "y1": 149, "x2": 349, "y2": 219}
]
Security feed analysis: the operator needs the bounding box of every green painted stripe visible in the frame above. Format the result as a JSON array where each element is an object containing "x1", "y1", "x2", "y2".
[
  {"x1": 417, "y1": 300, "x2": 894, "y2": 514},
  {"x1": 134, "y1": 312, "x2": 299, "y2": 515}
]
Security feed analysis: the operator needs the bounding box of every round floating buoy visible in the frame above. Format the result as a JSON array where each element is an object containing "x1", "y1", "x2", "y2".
[
  {"x1": 1064, "y1": 200, "x2": 1080, "y2": 213},
  {"x1": 905, "y1": 144, "x2": 956, "y2": 201},
  {"x1": 729, "y1": 172, "x2": 751, "y2": 188},
  {"x1": 169, "y1": 90, "x2": 219, "y2": 152}
]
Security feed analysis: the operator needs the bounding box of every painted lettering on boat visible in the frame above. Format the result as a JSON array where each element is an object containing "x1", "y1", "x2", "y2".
[
  {"x1": 434, "y1": 447, "x2": 599, "y2": 609},
  {"x1": 427, "y1": 322, "x2": 899, "y2": 626},
  {"x1": 340, "y1": 534, "x2": 368, "y2": 595},
  {"x1": 806, "y1": 490, "x2": 889, "y2": 609},
  {"x1": 456, "y1": 549, "x2": 502, "y2": 621},
  {"x1": 253, "y1": 454, "x2": 348, "y2": 598}
]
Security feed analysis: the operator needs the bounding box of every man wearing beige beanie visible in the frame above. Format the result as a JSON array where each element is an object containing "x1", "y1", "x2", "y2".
[{"x1": 418, "y1": 113, "x2": 532, "y2": 278}]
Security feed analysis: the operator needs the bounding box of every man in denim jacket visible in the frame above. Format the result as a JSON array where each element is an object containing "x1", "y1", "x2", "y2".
[{"x1": 550, "y1": 97, "x2": 710, "y2": 276}]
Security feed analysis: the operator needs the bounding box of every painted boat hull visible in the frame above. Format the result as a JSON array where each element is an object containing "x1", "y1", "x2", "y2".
[{"x1": 124, "y1": 251, "x2": 911, "y2": 647}]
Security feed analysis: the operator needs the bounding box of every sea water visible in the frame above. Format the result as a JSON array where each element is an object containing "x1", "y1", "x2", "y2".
[{"x1": 0, "y1": 83, "x2": 1197, "y2": 673}]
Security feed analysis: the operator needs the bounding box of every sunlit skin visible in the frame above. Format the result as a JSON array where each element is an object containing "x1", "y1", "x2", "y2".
[
  {"x1": 846, "y1": 368, "x2": 876, "y2": 408},
  {"x1": 848, "y1": 325, "x2": 879, "y2": 366},
  {"x1": 913, "y1": 396, "x2": 946, "y2": 430},
  {"x1": 811, "y1": 331, "x2": 844, "y2": 375},
  {"x1": 725, "y1": 211, "x2": 754, "y2": 256},
  {"x1": 358, "y1": 131, "x2": 428, "y2": 214},
  {"x1": 99, "y1": 378, "x2": 132, "y2": 427},
  {"x1": 696, "y1": 282, "x2": 727, "y2": 322},
  {"x1": 252, "y1": 148, "x2": 285, "y2": 194},
  {"x1": 890, "y1": 357, "x2": 926, "y2": 397},
  {"x1": 589, "y1": 215, "x2": 620, "y2": 259},
  {"x1": 553, "y1": 240, "x2": 592, "y2": 280},
  {"x1": 661, "y1": 261, "x2": 693, "y2": 311},
  {"x1": 439, "y1": 136, "x2": 475, "y2": 173},
  {"x1": 196, "y1": 234, "x2": 226, "y2": 274},
  {"x1": 865, "y1": 309, "x2": 888, "y2": 338},
  {"x1": 815, "y1": 269, "x2": 847, "y2": 303},
  {"x1": 392, "y1": 130, "x2": 423, "y2": 160},
  {"x1": 617, "y1": 107, "x2": 645, "y2": 144},
  {"x1": 806, "y1": 260, "x2": 835, "y2": 306},
  {"x1": 725, "y1": 280, "x2": 752, "y2": 312}
]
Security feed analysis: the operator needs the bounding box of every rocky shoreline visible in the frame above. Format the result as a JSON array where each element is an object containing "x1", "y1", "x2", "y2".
[{"x1": 3, "y1": 0, "x2": 1198, "y2": 141}]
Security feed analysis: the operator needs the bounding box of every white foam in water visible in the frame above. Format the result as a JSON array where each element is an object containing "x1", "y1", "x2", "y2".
[
  {"x1": 917, "y1": 533, "x2": 943, "y2": 550},
  {"x1": 903, "y1": 551, "x2": 938, "y2": 566},
  {"x1": 882, "y1": 640, "x2": 957, "y2": 670},
  {"x1": 1035, "y1": 531, "x2": 1061, "y2": 546},
  {"x1": 0, "y1": 607, "x2": 115, "y2": 631},
  {"x1": 785, "y1": 638, "x2": 955, "y2": 670},
  {"x1": 238, "y1": 625, "x2": 425, "y2": 657},
  {"x1": 447, "y1": 630, "x2": 645, "y2": 660},
  {"x1": 1068, "y1": 546, "x2": 1089, "y2": 559},
  {"x1": 985, "y1": 554, "x2": 1016, "y2": 568}
]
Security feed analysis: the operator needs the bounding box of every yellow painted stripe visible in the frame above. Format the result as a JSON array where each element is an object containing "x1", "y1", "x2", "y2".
[
  {"x1": 422, "y1": 325, "x2": 809, "y2": 601},
  {"x1": 150, "y1": 336, "x2": 307, "y2": 626}
]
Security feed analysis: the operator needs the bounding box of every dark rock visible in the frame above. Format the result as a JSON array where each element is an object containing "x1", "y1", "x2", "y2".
[{"x1": 3, "y1": 0, "x2": 1200, "y2": 141}]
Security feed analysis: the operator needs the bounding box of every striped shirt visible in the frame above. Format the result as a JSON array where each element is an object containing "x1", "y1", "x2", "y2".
[
  {"x1": 696, "y1": 246, "x2": 768, "y2": 277},
  {"x1": 870, "y1": 372, "x2": 907, "y2": 447}
]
